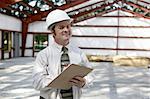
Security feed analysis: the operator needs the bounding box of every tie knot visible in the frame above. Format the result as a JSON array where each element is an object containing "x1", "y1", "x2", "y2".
[{"x1": 62, "y1": 47, "x2": 68, "y2": 53}]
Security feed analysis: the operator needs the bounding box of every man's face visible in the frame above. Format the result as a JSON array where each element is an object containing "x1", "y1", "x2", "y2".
[{"x1": 53, "y1": 20, "x2": 72, "y2": 46}]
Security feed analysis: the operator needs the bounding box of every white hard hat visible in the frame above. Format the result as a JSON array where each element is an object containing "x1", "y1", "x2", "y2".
[{"x1": 46, "y1": 9, "x2": 71, "y2": 30}]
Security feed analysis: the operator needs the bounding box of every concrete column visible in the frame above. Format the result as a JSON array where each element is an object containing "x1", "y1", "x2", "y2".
[
  {"x1": 0, "y1": 31, "x2": 1, "y2": 59},
  {"x1": 13, "y1": 32, "x2": 20, "y2": 57}
]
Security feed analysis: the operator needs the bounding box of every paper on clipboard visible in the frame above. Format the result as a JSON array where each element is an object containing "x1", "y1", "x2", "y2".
[{"x1": 48, "y1": 64, "x2": 93, "y2": 89}]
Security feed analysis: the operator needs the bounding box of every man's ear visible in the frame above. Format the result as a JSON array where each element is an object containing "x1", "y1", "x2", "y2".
[
  {"x1": 51, "y1": 30, "x2": 56, "y2": 36},
  {"x1": 51, "y1": 25, "x2": 56, "y2": 36}
]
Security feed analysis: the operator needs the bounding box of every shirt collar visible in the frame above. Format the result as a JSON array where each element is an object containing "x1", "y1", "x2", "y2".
[{"x1": 52, "y1": 39, "x2": 71, "y2": 52}]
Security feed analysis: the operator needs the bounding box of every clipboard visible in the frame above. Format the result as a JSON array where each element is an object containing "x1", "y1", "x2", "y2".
[{"x1": 48, "y1": 64, "x2": 93, "y2": 89}]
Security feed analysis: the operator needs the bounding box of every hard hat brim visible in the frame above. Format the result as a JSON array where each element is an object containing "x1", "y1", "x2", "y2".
[{"x1": 47, "y1": 18, "x2": 73, "y2": 30}]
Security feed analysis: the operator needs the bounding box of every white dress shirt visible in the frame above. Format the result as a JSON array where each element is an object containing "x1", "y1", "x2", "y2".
[{"x1": 32, "y1": 39, "x2": 94, "y2": 99}]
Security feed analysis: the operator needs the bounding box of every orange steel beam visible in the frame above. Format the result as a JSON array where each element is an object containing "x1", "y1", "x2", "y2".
[
  {"x1": 21, "y1": 21, "x2": 28, "y2": 57},
  {"x1": 68, "y1": 1, "x2": 104, "y2": 14},
  {"x1": 74, "y1": 9, "x2": 118, "y2": 23},
  {"x1": 1, "y1": 0, "x2": 22, "y2": 4},
  {"x1": 0, "y1": 0, "x2": 22, "y2": 8},
  {"x1": 72, "y1": 0, "x2": 119, "y2": 19},
  {"x1": 0, "y1": 2, "x2": 8, "y2": 8},
  {"x1": 125, "y1": 1, "x2": 150, "y2": 13},
  {"x1": 138, "y1": 0, "x2": 150, "y2": 5},
  {"x1": 24, "y1": 0, "x2": 89, "y2": 23},
  {"x1": 121, "y1": 8, "x2": 150, "y2": 19},
  {"x1": 79, "y1": 47, "x2": 150, "y2": 51}
]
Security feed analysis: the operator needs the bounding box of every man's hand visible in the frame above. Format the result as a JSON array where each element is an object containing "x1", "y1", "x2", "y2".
[{"x1": 70, "y1": 76, "x2": 86, "y2": 88}]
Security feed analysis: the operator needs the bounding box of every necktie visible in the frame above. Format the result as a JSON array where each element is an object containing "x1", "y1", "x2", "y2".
[
  {"x1": 60, "y1": 47, "x2": 73, "y2": 99},
  {"x1": 61, "y1": 47, "x2": 70, "y2": 71}
]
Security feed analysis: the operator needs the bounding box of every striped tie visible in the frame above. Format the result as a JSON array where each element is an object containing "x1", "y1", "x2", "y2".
[
  {"x1": 61, "y1": 47, "x2": 70, "y2": 71},
  {"x1": 60, "y1": 47, "x2": 73, "y2": 99}
]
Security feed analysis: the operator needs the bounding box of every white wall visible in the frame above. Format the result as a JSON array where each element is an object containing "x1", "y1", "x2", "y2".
[
  {"x1": 0, "y1": 31, "x2": 1, "y2": 59},
  {"x1": 0, "y1": 14, "x2": 22, "y2": 31},
  {"x1": 25, "y1": 34, "x2": 33, "y2": 56},
  {"x1": 72, "y1": 27, "x2": 117, "y2": 36},
  {"x1": 28, "y1": 10, "x2": 150, "y2": 57},
  {"x1": 118, "y1": 10, "x2": 150, "y2": 56},
  {"x1": 72, "y1": 11, "x2": 118, "y2": 55},
  {"x1": 28, "y1": 21, "x2": 49, "y2": 33},
  {"x1": 72, "y1": 10, "x2": 150, "y2": 56},
  {"x1": 0, "y1": 10, "x2": 149, "y2": 57}
]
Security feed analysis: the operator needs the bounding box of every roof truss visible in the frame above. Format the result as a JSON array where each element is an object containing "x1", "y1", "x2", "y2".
[{"x1": 0, "y1": 0, "x2": 149, "y2": 23}]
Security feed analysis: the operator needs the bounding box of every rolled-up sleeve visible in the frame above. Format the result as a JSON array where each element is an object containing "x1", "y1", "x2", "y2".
[{"x1": 32, "y1": 51, "x2": 52, "y2": 90}]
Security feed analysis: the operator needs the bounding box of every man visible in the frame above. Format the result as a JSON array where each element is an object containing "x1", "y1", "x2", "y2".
[{"x1": 32, "y1": 9, "x2": 94, "y2": 99}]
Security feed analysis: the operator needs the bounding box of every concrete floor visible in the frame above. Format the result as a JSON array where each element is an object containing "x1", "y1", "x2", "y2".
[{"x1": 0, "y1": 57, "x2": 149, "y2": 99}]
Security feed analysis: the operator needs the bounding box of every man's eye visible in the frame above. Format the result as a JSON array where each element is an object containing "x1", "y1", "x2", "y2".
[{"x1": 59, "y1": 26, "x2": 64, "y2": 29}]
